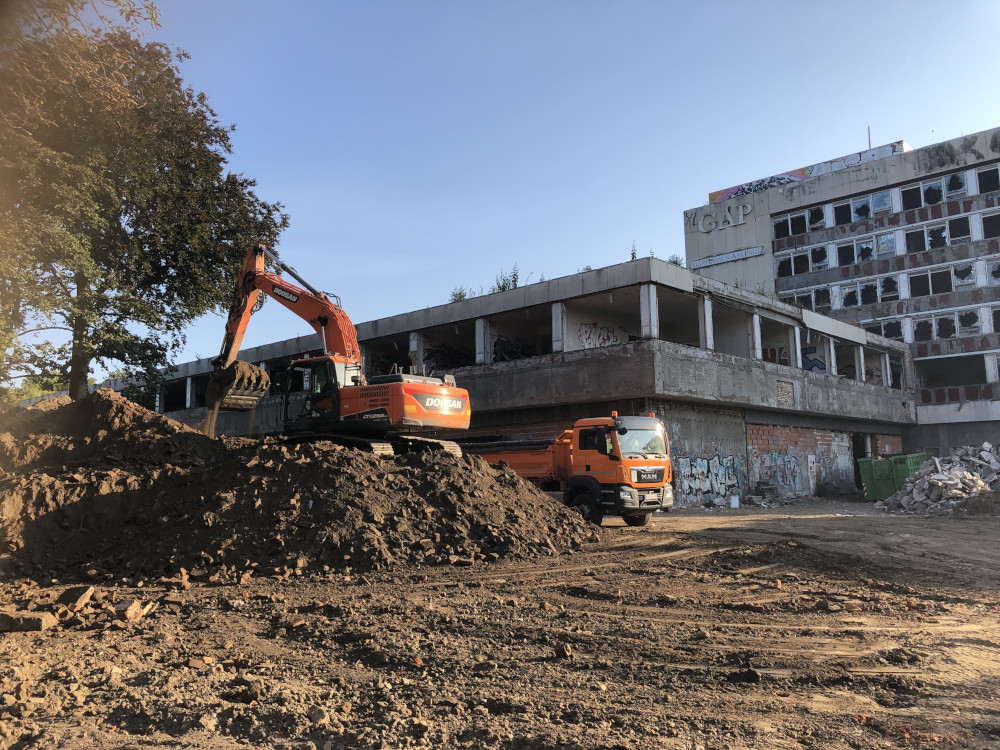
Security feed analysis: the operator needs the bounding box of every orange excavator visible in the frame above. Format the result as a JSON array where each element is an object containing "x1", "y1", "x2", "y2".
[{"x1": 204, "y1": 244, "x2": 471, "y2": 454}]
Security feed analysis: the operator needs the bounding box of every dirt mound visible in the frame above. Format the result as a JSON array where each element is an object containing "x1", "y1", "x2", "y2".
[{"x1": 0, "y1": 391, "x2": 601, "y2": 579}]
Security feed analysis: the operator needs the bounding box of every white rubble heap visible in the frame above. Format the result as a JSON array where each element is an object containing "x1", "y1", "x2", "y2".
[{"x1": 876, "y1": 442, "x2": 1000, "y2": 516}]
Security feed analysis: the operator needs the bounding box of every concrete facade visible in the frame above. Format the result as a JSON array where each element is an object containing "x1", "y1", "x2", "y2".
[
  {"x1": 684, "y1": 126, "x2": 1000, "y2": 454},
  {"x1": 150, "y1": 257, "x2": 915, "y2": 506}
]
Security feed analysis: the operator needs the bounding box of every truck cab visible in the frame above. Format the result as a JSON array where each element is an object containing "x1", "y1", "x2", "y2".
[{"x1": 566, "y1": 414, "x2": 673, "y2": 526}]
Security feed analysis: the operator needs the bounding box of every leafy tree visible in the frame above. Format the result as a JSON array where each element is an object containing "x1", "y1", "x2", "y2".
[
  {"x1": 0, "y1": 19, "x2": 288, "y2": 399},
  {"x1": 449, "y1": 286, "x2": 469, "y2": 302},
  {"x1": 667, "y1": 254, "x2": 685, "y2": 267}
]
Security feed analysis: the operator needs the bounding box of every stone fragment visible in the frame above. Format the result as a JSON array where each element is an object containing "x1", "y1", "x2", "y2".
[
  {"x1": 0, "y1": 611, "x2": 57, "y2": 632},
  {"x1": 554, "y1": 642, "x2": 573, "y2": 659},
  {"x1": 56, "y1": 585, "x2": 95, "y2": 611},
  {"x1": 115, "y1": 599, "x2": 144, "y2": 623}
]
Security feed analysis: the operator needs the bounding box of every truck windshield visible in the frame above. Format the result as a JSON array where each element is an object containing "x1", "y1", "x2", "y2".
[{"x1": 617, "y1": 428, "x2": 667, "y2": 457}]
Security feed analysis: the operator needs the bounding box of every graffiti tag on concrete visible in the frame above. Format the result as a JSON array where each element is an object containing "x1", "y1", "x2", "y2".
[
  {"x1": 577, "y1": 322, "x2": 623, "y2": 349},
  {"x1": 675, "y1": 453, "x2": 742, "y2": 506}
]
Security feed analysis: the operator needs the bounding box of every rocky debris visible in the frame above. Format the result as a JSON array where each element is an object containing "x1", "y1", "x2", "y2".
[
  {"x1": 876, "y1": 443, "x2": 1000, "y2": 515},
  {"x1": 1, "y1": 389, "x2": 603, "y2": 578}
]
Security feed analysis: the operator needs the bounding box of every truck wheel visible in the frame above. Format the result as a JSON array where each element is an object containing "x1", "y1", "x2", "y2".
[
  {"x1": 567, "y1": 491, "x2": 604, "y2": 526},
  {"x1": 624, "y1": 513, "x2": 652, "y2": 527}
]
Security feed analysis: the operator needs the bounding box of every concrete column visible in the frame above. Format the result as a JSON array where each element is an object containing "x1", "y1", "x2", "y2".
[
  {"x1": 790, "y1": 327, "x2": 803, "y2": 370},
  {"x1": 864, "y1": 434, "x2": 873, "y2": 458},
  {"x1": 640, "y1": 284, "x2": 659, "y2": 339},
  {"x1": 855, "y1": 345, "x2": 866, "y2": 382},
  {"x1": 751, "y1": 314, "x2": 762, "y2": 360},
  {"x1": 475, "y1": 318, "x2": 495, "y2": 364},
  {"x1": 882, "y1": 352, "x2": 892, "y2": 387},
  {"x1": 698, "y1": 297, "x2": 714, "y2": 350},
  {"x1": 551, "y1": 302, "x2": 567, "y2": 353},
  {"x1": 902, "y1": 317, "x2": 914, "y2": 343},
  {"x1": 987, "y1": 354, "x2": 1000, "y2": 384},
  {"x1": 184, "y1": 377, "x2": 193, "y2": 409},
  {"x1": 827, "y1": 338, "x2": 838, "y2": 377},
  {"x1": 409, "y1": 332, "x2": 425, "y2": 375}
]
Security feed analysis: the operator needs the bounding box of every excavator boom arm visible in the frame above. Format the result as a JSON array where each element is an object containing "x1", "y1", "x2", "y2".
[{"x1": 214, "y1": 245, "x2": 361, "y2": 370}]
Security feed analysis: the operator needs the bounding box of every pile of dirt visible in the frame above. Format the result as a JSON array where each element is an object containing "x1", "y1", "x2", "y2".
[{"x1": 0, "y1": 390, "x2": 601, "y2": 580}]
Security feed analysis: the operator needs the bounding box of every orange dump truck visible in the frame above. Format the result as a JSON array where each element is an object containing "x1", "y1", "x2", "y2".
[{"x1": 461, "y1": 413, "x2": 673, "y2": 526}]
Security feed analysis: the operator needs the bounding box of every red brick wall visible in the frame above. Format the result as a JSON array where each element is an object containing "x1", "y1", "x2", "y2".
[{"x1": 872, "y1": 434, "x2": 903, "y2": 456}]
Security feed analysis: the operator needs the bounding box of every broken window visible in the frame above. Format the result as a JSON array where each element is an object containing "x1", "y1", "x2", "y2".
[
  {"x1": 838, "y1": 243, "x2": 855, "y2": 266},
  {"x1": 905, "y1": 230, "x2": 925, "y2": 254},
  {"x1": 958, "y1": 311, "x2": 980, "y2": 334},
  {"x1": 842, "y1": 286, "x2": 859, "y2": 307},
  {"x1": 810, "y1": 245, "x2": 828, "y2": 269},
  {"x1": 946, "y1": 172, "x2": 967, "y2": 196},
  {"x1": 901, "y1": 186, "x2": 922, "y2": 211},
  {"x1": 865, "y1": 324, "x2": 882, "y2": 336},
  {"x1": 773, "y1": 217, "x2": 791, "y2": 239},
  {"x1": 872, "y1": 190, "x2": 892, "y2": 214},
  {"x1": 930, "y1": 269, "x2": 953, "y2": 294},
  {"x1": 923, "y1": 181, "x2": 943, "y2": 205},
  {"x1": 993, "y1": 308, "x2": 1000, "y2": 331},
  {"x1": 808, "y1": 207, "x2": 825, "y2": 231},
  {"x1": 978, "y1": 167, "x2": 1000, "y2": 194},
  {"x1": 990, "y1": 262, "x2": 1000, "y2": 285},
  {"x1": 909, "y1": 273, "x2": 931, "y2": 297},
  {"x1": 795, "y1": 294, "x2": 813, "y2": 310},
  {"x1": 793, "y1": 253, "x2": 809, "y2": 275},
  {"x1": 856, "y1": 238, "x2": 874, "y2": 261},
  {"x1": 876, "y1": 232, "x2": 896, "y2": 256},
  {"x1": 814, "y1": 288, "x2": 831, "y2": 313},
  {"x1": 853, "y1": 197, "x2": 872, "y2": 221},
  {"x1": 777, "y1": 257, "x2": 792, "y2": 277},
  {"x1": 834, "y1": 203, "x2": 852, "y2": 225},
  {"x1": 983, "y1": 213, "x2": 1000, "y2": 240},
  {"x1": 790, "y1": 213, "x2": 807, "y2": 235},
  {"x1": 926, "y1": 224, "x2": 948, "y2": 249},
  {"x1": 914, "y1": 319, "x2": 933, "y2": 342},
  {"x1": 953, "y1": 263, "x2": 975, "y2": 286},
  {"x1": 883, "y1": 320, "x2": 903, "y2": 340},
  {"x1": 949, "y1": 216, "x2": 971, "y2": 244},
  {"x1": 880, "y1": 276, "x2": 899, "y2": 301},
  {"x1": 779, "y1": 295, "x2": 794, "y2": 306},
  {"x1": 936, "y1": 316, "x2": 956, "y2": 339},
  {"x1": 861, "y1": 283, "x2": 878, "y2": 305}
]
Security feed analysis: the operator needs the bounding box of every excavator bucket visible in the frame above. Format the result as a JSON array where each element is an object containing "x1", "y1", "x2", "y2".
[
  {"x1": 203, "y1": 361, "x2": 270, "y2": 438},
  {"x1": 206, "y1": 361, "x2": 271, "y2": 411}
]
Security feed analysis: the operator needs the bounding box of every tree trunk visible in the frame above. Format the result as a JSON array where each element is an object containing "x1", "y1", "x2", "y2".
[{"x1": 68, "y1": 311, "x2": 91, "y2": 401}]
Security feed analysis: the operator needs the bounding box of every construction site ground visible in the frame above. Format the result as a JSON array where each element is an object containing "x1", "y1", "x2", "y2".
[{"x1": 2, "y1": 393, "x2": 1000, "y2": 749}]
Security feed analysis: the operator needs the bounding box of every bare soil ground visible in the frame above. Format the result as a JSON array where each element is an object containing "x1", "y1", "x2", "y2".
[{"x1": 2, "y1": 394, "x2": 1000, "y2": 749}]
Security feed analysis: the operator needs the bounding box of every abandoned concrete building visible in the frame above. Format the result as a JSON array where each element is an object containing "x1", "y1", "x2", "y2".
[
  {"x1": 684, "y1": 125, "x2": 1000, "y2": 453},
  {"x1": 150, "y1": 257, "x2": 915, "y2": 506}
]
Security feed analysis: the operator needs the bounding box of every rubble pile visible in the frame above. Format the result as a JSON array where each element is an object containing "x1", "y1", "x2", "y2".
[
  {"x1": 876, "y1": 442, "x2": 1000, "y2": 515},
  {"x1": 0, "y1": 390, "x2": 601, "y2": 579}
]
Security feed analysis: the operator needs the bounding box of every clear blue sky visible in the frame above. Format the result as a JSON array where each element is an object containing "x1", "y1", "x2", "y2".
[{"x1": 147, "y1": 0, "x2": 1000, "y2": 367}]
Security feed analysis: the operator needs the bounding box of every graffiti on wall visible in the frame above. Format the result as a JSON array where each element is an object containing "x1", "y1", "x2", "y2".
[
  {"x1": 750, "y1": 436, "x2": 854, "y2": 496},
  {"x1": 577, "y1": 322, "x2": 623, "y2": 349},
  {"x1": 762, "y1": 346, "x2": 790, "y2": 366},
  {"x1": 801, "y1": 346, "x2": 827, "y2": 372},
  {"x1": 675, "y1": 453, "x2": 744, "y2": 506}
]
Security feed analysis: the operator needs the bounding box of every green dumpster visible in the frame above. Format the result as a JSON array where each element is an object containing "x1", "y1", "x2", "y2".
[
  {"x1": 891, "y1": 452, "x2": 927, "y2": 491},
  {"x1": 858, "y1": 457, "x2": 896, "y2": 501},
  {"x1": 857, "y1": 457, "x2": 874, "y2": 493}
]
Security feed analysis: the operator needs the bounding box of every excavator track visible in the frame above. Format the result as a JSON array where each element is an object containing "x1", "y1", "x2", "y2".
[{"x1": 281, "y1": 433, "x2": 461, "y2": 458}]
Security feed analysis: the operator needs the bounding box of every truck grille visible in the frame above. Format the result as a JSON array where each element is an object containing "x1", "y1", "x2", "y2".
[{"x1": 631, "y1": 467, "x2": 664, "y2": 484}]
